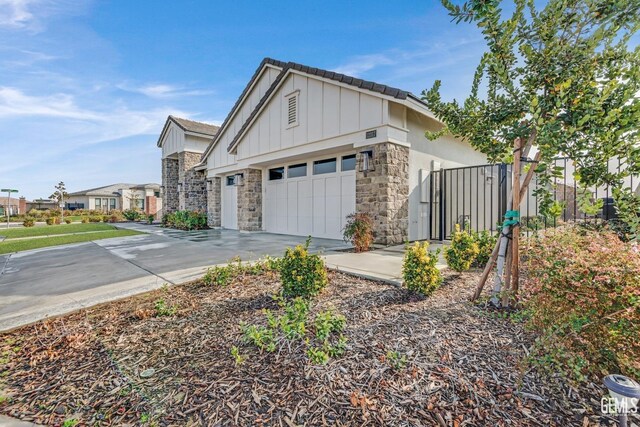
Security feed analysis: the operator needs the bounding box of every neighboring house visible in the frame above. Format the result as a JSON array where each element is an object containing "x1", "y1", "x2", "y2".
[
  {"x1": 66, "y1": 183, "x2": 162, "y2": 215},
  {"x1": 158, "y1": 116, "x2": 220, "y2": 213},
  {"x1": 158, "y1": 58, "x2": 487, "y2": 244},
  {"x1": 26, "y1": 199, "x2": 58, "y2": 211},
  {"x1": 0, "y1": 197, "x2": 26, "y2": 216}
]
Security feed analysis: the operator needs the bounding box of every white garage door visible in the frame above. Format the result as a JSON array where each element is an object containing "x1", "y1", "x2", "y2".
[
  {"x1": 222, "y1": 175, "x2": 238, "y2": 229},
  {"x1": 265, "y1": 154, "x2": 356, "y2": 240}
]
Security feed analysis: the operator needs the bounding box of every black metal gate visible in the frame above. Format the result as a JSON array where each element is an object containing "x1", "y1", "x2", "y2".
[{"x1": 429, "y1": 158, "x2": 637, "y2": 241}]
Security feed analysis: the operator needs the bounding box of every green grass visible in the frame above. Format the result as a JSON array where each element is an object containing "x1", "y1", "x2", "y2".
[
  {"x1": 0, "y1": 230, "x2": 143, "y2": 254},
  {"x1": 0, "y1": 223, "x2": 115, "y2": 239}
]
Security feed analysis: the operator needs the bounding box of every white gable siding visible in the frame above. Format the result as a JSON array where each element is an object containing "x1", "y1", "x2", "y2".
[
  {"x1": 235, "y1": 73, "x2": 385, "y2": 161},
  {"x1": 161, "y1": 122, "x2": 185, "y2": 158},
  {"x1": 207, "y1": 66, "x2": 280, "y2": 170}
]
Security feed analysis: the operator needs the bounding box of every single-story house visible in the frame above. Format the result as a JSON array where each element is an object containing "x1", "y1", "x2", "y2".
[
  {"x1": 159, "y1": 58, "x2": 487, "y2": 244},
  {"x1": 0, "y1": 197, "x2": 26, "y2": 216},
  {"x1": 66, "y1": 183, "x2": 162, "y2": 215}
]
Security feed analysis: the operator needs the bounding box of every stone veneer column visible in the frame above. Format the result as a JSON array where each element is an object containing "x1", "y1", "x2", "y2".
[
  {"x1": 162, "y1": 158, "x2": 179, "y2": 214},
  {"x1": 237, "y1": 168, "x2": 262, "y2": 231},
  {"x1": 356, "y1": 142, "x2": 409, "y2": 245},
  {"x1": 207, "y1": 177, "x2": 222, "y2": 227},
  {"x1": 178, "y1": 151, "x2": 207, "y2": 212}
]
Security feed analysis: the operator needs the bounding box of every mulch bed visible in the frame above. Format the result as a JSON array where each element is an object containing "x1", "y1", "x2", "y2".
[{"x1": 0, "y1": 270, "x2": 624, "y2": 426}]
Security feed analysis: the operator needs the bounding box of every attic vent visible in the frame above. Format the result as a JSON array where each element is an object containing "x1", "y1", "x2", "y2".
[{"x1": 286, "y1": 92, "x2": 299, "y2": 128}]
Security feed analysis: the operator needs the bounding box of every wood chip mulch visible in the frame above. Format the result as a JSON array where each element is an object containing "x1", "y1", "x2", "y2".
[{"x1": 0, "y1": 270, "x2": 628, "y2": 426}]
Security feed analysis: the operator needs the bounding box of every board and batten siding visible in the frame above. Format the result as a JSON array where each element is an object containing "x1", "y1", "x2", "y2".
[
  {"x1": 207, "y1": 66, "x2": 282, "y2": 170},
  {"x1": 234, "y1": 73, "x2": 385, "y2": 161},
  {"x1": 161, "y1": 122, "x2": 185, "y2": 158}
]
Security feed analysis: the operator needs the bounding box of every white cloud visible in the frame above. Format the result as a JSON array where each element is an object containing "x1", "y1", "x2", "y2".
[
  {"x1": 0, "y1": 0, "x2": 38, "y2": 29},
  {"x1": 332, "y1": 54, "x2": 396, "y2": 76},
  {"x1": 118, "y1": 83, "x2": 215, "y2": 99},
  {"x1": 0, "y1": 86, "x2": 193, "y2": 146}
]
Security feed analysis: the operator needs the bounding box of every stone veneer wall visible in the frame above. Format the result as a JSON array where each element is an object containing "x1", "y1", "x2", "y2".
[
  {"x1": 356, "y1": 142, "x2": 409, "y2": 245},
  {"x1": 237, "y1": 168, "x2": 262, "y2": 231},
  {"x1": 207, "y1": 176, "x2": 222, "y2": 227},
  {"x1": 161, "y1": 158, "x2": 179, "y2": 213},
  {"x1": 178, "y1": 151, "x2": 208, "y2": 212}
]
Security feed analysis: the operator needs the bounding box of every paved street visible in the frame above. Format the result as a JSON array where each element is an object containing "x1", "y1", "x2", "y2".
[{"x1": 0, "y1": 223, "x2": 348, "y2": 331}]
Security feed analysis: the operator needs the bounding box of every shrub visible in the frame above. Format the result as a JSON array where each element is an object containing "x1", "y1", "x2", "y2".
[
  {"x1": 342, "y1": 212, "x2": 374, "y2": 252},
  {"x1": 23, "y1": 218, "x2": 35, "y2": 227},
  {"x1": 88, "y1": 216, "x2": 102, "y2": 223},
  {"x1": 202, "y1": 257, "x2": 279, "y2": 287},
  {"x1": 81, "y1": 217, "x2": 89, "y2": 224},
  {"x1": 402, "y1": 241, "x2": 442, "y2": 296},
  {"x1": 64, "y1": 218, "x2": 72, "y2": 224},
  {"x1": 154, "y1": 299, "x2": 177, "y2": 317},
  {"x1": 471, "y1": 229, "x2": 497, "y2": 268},
  {"x1": 522, "y1": 226, "x2": 640, "y2": 379},
  {"x1": 239, "y1": 295, "x2": 346, "y2": 364},
  {"x1": 123, "y1": 209, "x2": 141, "y2": 221},
  {"x1": 147, "y1": 214, "x2": 154, "y2": 224},
  {"x1": 279, "y1": 237, "x2": 327, "y2": 299},
  {"x1": 162, "y1": 210, "x2": 208, "y2": 230},
  {"x1": 444, "y1": 224, "x2": 479, "y2": 272},
  {"x1": 106, "y1": 210, "x2": 124, "y2": 223},
  {"x1": 45, "y1": 217, "x2": 60, "y2": 226}
]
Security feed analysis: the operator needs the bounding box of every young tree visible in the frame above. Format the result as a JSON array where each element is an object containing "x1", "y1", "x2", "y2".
[
  {"x1": 423, "y1": 0, "x2": 640, "y2": 301},
  {"x1": 49, "y1": 181, "x2": 68, "y2": 205}
]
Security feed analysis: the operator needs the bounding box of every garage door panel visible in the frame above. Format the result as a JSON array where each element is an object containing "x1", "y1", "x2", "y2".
[{"x1": 265, "y1": 157, "x2": 356, "y2": 239}]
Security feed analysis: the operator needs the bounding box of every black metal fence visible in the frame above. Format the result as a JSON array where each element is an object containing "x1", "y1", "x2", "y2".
[{"x1": 429, "y1": 158, "x2": 638, "y2": 241}]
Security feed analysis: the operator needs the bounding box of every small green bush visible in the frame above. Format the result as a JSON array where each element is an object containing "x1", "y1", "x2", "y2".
[
  {"x1": 81, "y1": 217, "x2": 89, "y2": 223},
  {"x1": 444, "y1": 224, "x2": 479, "y2": 272},
  {"x1": 162, "y1": 210, "x2": 207, "y2": 230},
  {"x1": 342, "y1": 212, "x2": 374, "y2": 252},
  {"x1": 202, "y1": 257, "x2": 279, "y2": 287},
  {"x1": 402, "y1": 241, "x2": 442, "y2": 296},
  {"x1": 123, "y1": 209, "x2": 141, "y2": 221},
  {"x1": 88, "y1": 216, "x2": 102, "y2": 223},
  {"x1": 45, "y1": 217, "x2": 60, "y2": 225},
  {"x1": 23, "y1": 218, "x2": 35, "y2": 227},
  {"x1": 471, "y1": 229, "x2": 497, "y2": 268},
  {"x1": 64, "y1": 218, "x2": 72, "y2": 224},
  {"x1": 239, "y1": 295, "x2": 346, "y2": 364},
  {"x1": 147, "y1": 214, "x2": 154, "y2": 224},
  {"x1": 154, "y1": 299, "x2": 177, "y2": 317},
  {"x1": 279, "y1": 237, "x2": 327, "y2": 299}
]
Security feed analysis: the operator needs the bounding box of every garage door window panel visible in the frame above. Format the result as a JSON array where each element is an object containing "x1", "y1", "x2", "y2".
[
  {"x1": 341, "y1": 154, "x2": 356, "y2": 171},
  {"x1": 288, "y1": 163, "x2": 307, "y2": 178},
  {"x1": 313, "y1": 158, "x2": 337, "y2": 175},
  {"x1": 269, "y1": 167, "x2": 285, "y2": 180}
]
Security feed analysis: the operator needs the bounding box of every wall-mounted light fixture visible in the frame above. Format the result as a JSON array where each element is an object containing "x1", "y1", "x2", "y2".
[
  {"x1": 234, "y1": 173, "x2": 244, "y2": 186},
  {"x1": 360, "y1": 150, "x2": 374, "y2": 172},
  {"x1": 177, "y1": 183, "x2": 182, "y2": 192},
  {"x1": 160, "y1": 185, "x2": 165, "y2": 194},
  {"x1": 206, "y1": 180, "x2": 212, "y2": 191}
]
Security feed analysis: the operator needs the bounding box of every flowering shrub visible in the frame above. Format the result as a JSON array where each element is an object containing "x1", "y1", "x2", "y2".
[
  {"x1": 342, "y1": 212, "x2": 374, "y2": 252},
  {"x1": 522, "y1": 226, "x2": 640, "y2": 379},
  {"x1": 444, "y1": 224, "x2": 479, "y2": 272},
  {"x1": 402, "y1": 241, "x2": 442, "y2": 296},
  {"x1": 279, "y1": 237, "x2": 327, "y2": 299},
  {"x1": 45, "y1": 217, "x2": 60, "y2": 225},
  {"x1": 23, "y1": 218, "x2": 35, "y2": 227}
]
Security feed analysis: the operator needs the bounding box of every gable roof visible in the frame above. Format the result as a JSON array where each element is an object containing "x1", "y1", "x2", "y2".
[
  {"x1": 224, "y1": 60, "x2": 435, "y2": 154},
  {"x1": 198, "y1": 58, "x2": 436, "y2": 164},
  {"x1": 156, "y1": 116, "x2": 220, "y2": 147},
  {"x1": 68, "y1": 183, "x2": 160, "y2": 197},
  {"x1": 199, "y1": 58, "x2": 287, "y2": 160}
]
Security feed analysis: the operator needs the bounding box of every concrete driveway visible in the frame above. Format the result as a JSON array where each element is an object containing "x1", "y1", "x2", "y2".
[{"x1": 0, "y1": 223, "x2": 348, "y2": 331}]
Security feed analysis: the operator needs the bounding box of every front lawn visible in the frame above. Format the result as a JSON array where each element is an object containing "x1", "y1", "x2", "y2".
[
  {"x1": 0, "y1": 269, "x2": 609, "y2": 426},
  {"x1": 0, "y1": 223, "x2": 115, "y2": 239},
  {"x1": 0, "y1": 229, "x2": 143, "y2": 254}
]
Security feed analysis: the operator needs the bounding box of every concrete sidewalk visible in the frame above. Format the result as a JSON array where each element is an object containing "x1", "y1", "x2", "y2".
[{"x1": 323, "y1": 243, "x2": 445, "y2": 285}]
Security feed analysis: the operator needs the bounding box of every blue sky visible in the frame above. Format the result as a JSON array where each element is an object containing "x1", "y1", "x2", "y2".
[{"x1": 0, "y1": 0, "x2": 486, "y2": 200}]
